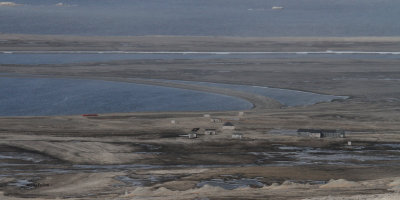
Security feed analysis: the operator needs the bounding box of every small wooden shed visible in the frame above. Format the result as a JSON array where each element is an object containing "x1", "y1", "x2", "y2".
[
  {"x1": 232, "y1": 133, "x2": 243, "y2": 139},
  {"x1": 211, "y1": 118, "x2": 222, "y2": 123},
  {"x1": 204, "y1": 129, "x2": 217, "y2": 135}
]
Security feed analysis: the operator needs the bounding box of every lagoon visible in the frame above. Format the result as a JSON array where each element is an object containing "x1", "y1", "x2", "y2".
[{"x1": 0, "y1": 77, "x2": 253, "y2": 116}]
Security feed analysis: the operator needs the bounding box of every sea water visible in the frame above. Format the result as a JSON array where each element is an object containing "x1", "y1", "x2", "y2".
[{"x1": 0, "y1": 0, "x2": 399, "y2": 36}]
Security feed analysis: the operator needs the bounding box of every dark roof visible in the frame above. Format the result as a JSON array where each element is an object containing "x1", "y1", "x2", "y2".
[
  {"x1": 223, "y1": 122, "x2": 234, "y2": 126},
  {"x1": 205, "y1": 129, "x2": 216, "y2": 131}
]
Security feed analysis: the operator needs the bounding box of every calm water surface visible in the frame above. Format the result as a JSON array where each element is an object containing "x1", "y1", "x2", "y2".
[
  {"x1": 0, "y1": 75, "x2": 347, "y2": 116},
  {"x1": 1, "y1": 52, "x2": 399, "y2": 65},
  {"x1": 0, "y1": 77, "x2": 253, "y2": 116}
]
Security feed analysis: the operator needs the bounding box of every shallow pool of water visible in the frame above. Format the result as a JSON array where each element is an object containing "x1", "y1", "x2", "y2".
[{"x1": 197, "y1": 178, "x2": 264, "y2": 190}]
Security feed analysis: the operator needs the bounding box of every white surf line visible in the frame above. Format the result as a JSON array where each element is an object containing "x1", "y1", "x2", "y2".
[{"x1": 1, "y1": 51, "x2": 400, "y2": 55}]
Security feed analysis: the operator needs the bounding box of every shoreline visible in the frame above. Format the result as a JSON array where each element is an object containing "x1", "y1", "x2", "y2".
[
  {"x1": 2, "y1": 50, "x2": 400, "y2": 54},
  {"x1": 0, "y1": 73, "x2": 285, "y2": 117},
  {"x1": 1, "y1": 34, "x2": 400, "y2": 52},
  {"x1": 2, "y1": 33, "x2": 400, "y2": 40},
  {"x1": 0, "y1": 72, "x2": 349, "y2": 117}
]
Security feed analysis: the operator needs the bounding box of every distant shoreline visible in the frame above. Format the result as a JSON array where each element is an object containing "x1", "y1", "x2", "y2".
[
  {"x1": 2, "y1": 50, "x2": 400, "y2": 54},
  {"x1": 2, "y1": 33, "x2": 400, "y2": 40},
  {"x1": 1, "y1": 34, "x2": 400, "y2": 52}
]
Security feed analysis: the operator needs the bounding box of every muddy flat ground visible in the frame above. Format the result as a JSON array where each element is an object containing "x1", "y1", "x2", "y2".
[{"x1": 0, "y1": 35, "x2": 400, "y2": 199}]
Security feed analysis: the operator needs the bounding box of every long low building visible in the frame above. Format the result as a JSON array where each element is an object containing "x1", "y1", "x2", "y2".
[
  {"x1": 297, "y1": 129, "x2": 345, "y2": 138},
  {"x1": 222, "y1": 122, "x2": 235, "y2": 130}
]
